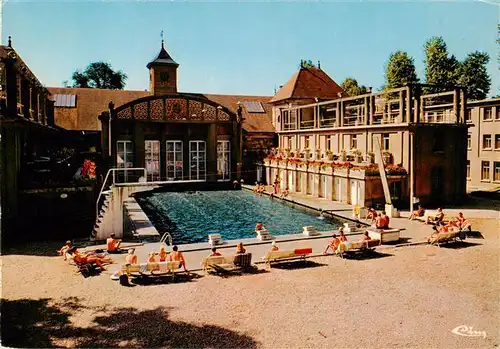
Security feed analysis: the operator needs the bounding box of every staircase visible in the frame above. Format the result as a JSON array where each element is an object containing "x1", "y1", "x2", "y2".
[{"x1": 91, "y1": 189, "x2": 113, "y2": 240}]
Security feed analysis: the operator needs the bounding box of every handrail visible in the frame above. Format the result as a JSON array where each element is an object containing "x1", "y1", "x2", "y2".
[{"x1": 95, "y1": 167, "x2": 147, "y2": 220}]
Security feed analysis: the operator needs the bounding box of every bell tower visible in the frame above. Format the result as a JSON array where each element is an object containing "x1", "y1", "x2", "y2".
[{"x1": 147, "y1": 39, "x2": 179, "y2": 95}]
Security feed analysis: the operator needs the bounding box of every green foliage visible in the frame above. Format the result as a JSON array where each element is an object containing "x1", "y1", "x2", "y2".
[
  {"x1": 457, "y1": 52, "x2": 491, "y2": 101},
  {"x1": 424, "y1": 36, "x2": 460, "y2": 91},
  {"x1": 301, "y1": 59, "x2": 316, "y2": 68},
  {"x1": 341, "y1": 77, "x2": 369, "y2": 96},
  {"x1": 384, "y1": 51, "x2": 419, "y2": 90},
  {"x1": 68, "y1": 62, "x2": 127, "y2": 90}
]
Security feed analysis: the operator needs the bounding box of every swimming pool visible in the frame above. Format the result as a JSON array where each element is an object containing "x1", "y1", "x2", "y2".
[{"x1": 136, "y1": 190, "x2": 343, "y2": 244}]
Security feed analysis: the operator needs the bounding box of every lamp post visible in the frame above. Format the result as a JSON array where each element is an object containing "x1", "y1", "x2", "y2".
[{"x1": 236, "y1": 101, "x2": 243, "y2": 181}]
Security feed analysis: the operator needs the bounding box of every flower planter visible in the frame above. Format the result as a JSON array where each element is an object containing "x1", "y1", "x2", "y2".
[
  {"x1": 327, "y1": 154, "x2": 334, "y2": 161},
  {"x1": 354, "y1": 155, "x2": 363, "y2": 163}
]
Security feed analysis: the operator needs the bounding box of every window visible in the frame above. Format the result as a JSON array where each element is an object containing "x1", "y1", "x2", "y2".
[
  {"x1": 350, "y1": 134, "x2": 358, "y2": 149},
  {"x1": 117, "y1": 141, "x2": 133, "y2": 182},
  {"x1": 304, "y1": 136, "x2": 310, "y2": 149},
  {"x1": 383, "y1": 133, "x2": 390, "y2": 150},
  {"x1": 466, "y1": 160, "x2": 470, "y2": 179},
  {"x1": 483, "y1": 135, "x2": 492, "y2": 149},
  {"x1": 145, "y1": 140, "x2": 160, "y2": 181},
  {"x1": 466, "y1": 109, "x2": 472, "y2": 122},
  {"x1": 467, "y1": 134, "x2": 472, "y2": 150},
  {"x1": 495, "y1": 135, "x2": 500, "y2": 150},
  {"x1": 288, "y1": 137, "x2": 293, "y2": 150},
  {"x1": 481, "y1": 161, "x2": 490, "y2": 181},
  {"x1": 217, "y1": 140, "x2": 230, "y2": 181},
  {"x1": 494, "y1": 162, "x2": 500, "y2": 182},
  {"x1": 483, "y1": 107, "x2": 492, "y2": 121},
  {"x1": 189, "y1": 141, "x2": 206, "y2": 180},
  {"x1": 496, "y1": 108, "x2": 500, "y2": 120},
  {"x1": 326, "y1": 136, "x2": 332, "y2": 151},
  {"x1": 16, "y1": 76, "x2": 21, "y2": 103},
  {"x1": 166, "y1": 140, "x2": 183, "y2": 180}
]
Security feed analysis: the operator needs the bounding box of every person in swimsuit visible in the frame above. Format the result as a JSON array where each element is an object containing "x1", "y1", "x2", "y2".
[
  {"x1": 158, "y1": 246, "x2": 168, "y2": 262},
  {"x1": 125, "y1": 249, "x2": 138, "y2": 264},
  {"x1": 255, "y1": 222, "x2": 264, "y2": 231},
  {"x1": 236, "y1": 242, "x2": 246, "y2": 254},
  {"x1": 106, "y1": 233, "x2": 122, "y2": 253},
  {"x1": 169, "y1": 245, "x2": 189, "y2": 272},
  {"x1": 209, "y1": 247, "x2": 222, "y2": 257},
  {"x1": 409, "y1": 205, "x2": 425, "y2": 220},
  {"x1": 269, "y1": 241, "x2": 279, "y2": 252},
  {"x1": 324, "y1": 234, "x2": 340, "y2": 254},
  {"x1": 58, "y1": 241, "x2": 73, "y2": 260},
  {"x1": 339, "y1": 230, "x2": 348, "y2": 242},
  {"x1": 363, "y1": 231, "x2": 372, "y2": 241},
  {"x1": 67, "y1": 247, "x2": 112, "y2": 271}
]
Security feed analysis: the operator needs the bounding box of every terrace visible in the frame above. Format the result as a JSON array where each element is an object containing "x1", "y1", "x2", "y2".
[{"x1": 277, "y1": 84, "x2": 466, "y2": 133}]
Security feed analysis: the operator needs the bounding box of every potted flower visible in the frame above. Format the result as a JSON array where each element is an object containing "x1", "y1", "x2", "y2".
[
  {"x1": 284, "y1": 148, "x2": 291, "y2": 157},
  {"x1": 304, "y1": 148, "x2": 311, "y2": 159},
  {"x1": 382, "y1": 151, "x2": 392, "y2": 165},
  {"x1": 340, "y1": 149, "x2": 347, "y2": 162},
  {"x1": 315, "y1": 148, "x2": 321, "y2": 160},
  {"x1": 326, "y1": 149, "x2": 334, "y2": 161},
  {"x1": 366, "y1": 151, "x2": 375, "y2": 164},
  {"x1": 351, "y1": 148, "x2": 363, "y2": 163}
]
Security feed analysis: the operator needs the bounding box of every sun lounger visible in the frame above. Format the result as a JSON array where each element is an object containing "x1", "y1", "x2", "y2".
[
  {"x1": 121, "y1": 261, "x2": 185, "y2": 281},
  {"x1": 261, "y1": 247, "x2": 312, "y2": 267},
  {"x1": 335, "y1": 239, "x2": 380, "y2": 258},
  {"x1": 428, "y1": 230, "x2": 465, "y2": 247},
  {"x1": 201, "y1": 253, "x2": 253, "y2": 274}
]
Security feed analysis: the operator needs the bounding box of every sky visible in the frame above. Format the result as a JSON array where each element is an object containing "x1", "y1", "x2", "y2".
[{"x1": 3, "y1": 0, "x2": 499, "y2": 97}]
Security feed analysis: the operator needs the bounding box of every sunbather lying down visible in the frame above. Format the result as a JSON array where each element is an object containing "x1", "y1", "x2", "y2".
[{"x1": 67, "y1": 247, "x2": 113, "y2": 271}]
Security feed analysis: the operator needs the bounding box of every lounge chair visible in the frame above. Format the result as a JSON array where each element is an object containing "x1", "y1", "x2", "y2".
[
  {"x1": 428, "y1": 229, "x2": 465, "y2": 247},
  {"x1": 201, "y1": 253, "x2": 253, "y2": 274},
  {"x1": 261, "y1": 247, "x2": 312, "y2": 267},
  {"x1": 335, "y1": 239, "x2": 380, "y2": 258},
  {"x1": 121, "y1": 261, "x2": 186, "y2": 281}
]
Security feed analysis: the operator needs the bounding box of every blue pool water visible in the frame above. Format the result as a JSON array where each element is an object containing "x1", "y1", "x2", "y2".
[{"x1": 136, "y1": 190, "x2": 343, "y2": 244}]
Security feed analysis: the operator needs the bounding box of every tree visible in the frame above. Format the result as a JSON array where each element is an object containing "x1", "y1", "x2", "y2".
[
  {"x1": 424, "y1": 36, "x2": 460, "y2": 90},
  {"x1": 384, "y1": 51, "x2": 419, "y2": 90},
  {"x1": 66, "y1": 62, "x2": 127, "y2": 89},
  {"x1": 341, "y1": 77, "x2": 369, "y2": 96},
  {"x1": 457, "y1": 51, "x2": 491, "y2": 100}
]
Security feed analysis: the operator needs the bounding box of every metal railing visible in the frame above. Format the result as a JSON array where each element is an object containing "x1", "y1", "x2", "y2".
[{"x1": 95, "y1": 167, "x2": 147, "y2": 220}]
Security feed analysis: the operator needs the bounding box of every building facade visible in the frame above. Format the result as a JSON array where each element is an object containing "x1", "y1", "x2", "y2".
[
  {"x1": 265, "y1": 62, "x2": 468, "y2": 208},
  {"x1": 48, "y1": 42, "x2": 276, "y2": 184},
  {"x1": 466, "y1": 98, "x2": 500, "y2": 192}
]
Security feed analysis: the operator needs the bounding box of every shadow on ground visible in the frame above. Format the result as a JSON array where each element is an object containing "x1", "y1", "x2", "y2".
[
  {"x1": 206, "y1": 266, "x2": 270, "y2": 278},
  {"x1": 1, "y1": 241, "x2": 65, "y2": 257},
  {"x1": 267, "y1": 260, "x2": 327, "y2": 270},
  {"x1": 438, "y1": 241, "x2": 483, "y2": 250},
  {"x1": 339, "y1": 250, "x2": 394, "y2": 261},
  {"x1": 129, "y1": 272, "x2": 203, "y2": 286},
  {"x1": 1, "y1": 297, "x2": 258, "y2": 348}
]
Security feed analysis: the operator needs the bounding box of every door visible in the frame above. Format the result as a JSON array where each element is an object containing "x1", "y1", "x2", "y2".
[
  {"x1": 307, "y1": 173, "x2": 313, "y2": 195},
  {"x1": 189, "y1": 141, "x2": 206, "y2": 180},
  {"x1": 296, "y1": 172, "x2": 302, "y2": 192},
  {"x1": 217, "y1": 140, "x2": 231, "y2": 181},
  {"x1": 166, "y1": 141, "x2": 183, "y2": 180},
  {"x1": 318, "y1": 175, "x2": 324, "y2": 198},
  {"x1": 323, "y1": 176, "x2": 328, "y2": 199},
  {"x1": 351, "y1": 181, "x2": 359, "y2": 206},
  {"x1": 288, "y1": 171, "x2": 293, "y2": 191},
  {"x1": 116, "y1": 140, "x2": 133, "y2": 183},
  {"x1": 145, "y1": 140, "x2": 160, "y2": 181},
  {"x1": 336, "y1": 178, "x2": 342, "y2": 202},
  {"x1": 431, "y1": 167, "x2": 443, "y2": 202}
]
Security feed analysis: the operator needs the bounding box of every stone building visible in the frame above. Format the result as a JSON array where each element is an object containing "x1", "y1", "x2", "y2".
[
  {"x1": 48, "y1": 41, "x2": 276, "y2": 184},
  {"x1": 0, "y1": 38, "x2": 59, "y2": 229},
  {"x1": 466, "y1": 98, "x2": 500, "y2": 192},
  {"x1": 265, "y1": 61, "x2": 469, "y2": 208}
]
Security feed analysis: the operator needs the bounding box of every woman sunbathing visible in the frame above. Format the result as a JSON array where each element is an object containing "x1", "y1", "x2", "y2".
[
  {"x1": 409, "y1": 205, "x2": 425, "y2": 220},
  {"x1": 236, "y1": 242, "x2": 246, "y2": 254},
  {"x1": 159, "y1": 246, "x2": 168, "y2": 262},
  {"x1": 425, "y1": 208, "x2": 444, "y2": 225},
  {"x1": 366, "y1": 208, "x2": 377, "y2": 223},
  {"x1": 324, "y1": 234, "x2": 340, "y2": 254},
  {"x1": 58, "y1": 241, "x2": 73, "y2": 260},
  {"x1": 455, "y1": 212, "x2": 471, "y2": 231},
  {"x1": 67, "y1": 247, "x2": 112, "y2": 271},
  {"x1": 125, "y1": 249, "x2": 138, "y2": 264}
]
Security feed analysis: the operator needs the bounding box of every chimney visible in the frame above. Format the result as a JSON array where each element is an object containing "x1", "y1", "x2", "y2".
[{"x1": 318, "y1": 61, "x2": 321, "y2": 69}]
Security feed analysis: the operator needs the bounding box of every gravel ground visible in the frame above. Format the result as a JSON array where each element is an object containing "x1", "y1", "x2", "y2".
[{"x1": 1, "y1": 218, "x2": 499, "y2": 348}]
